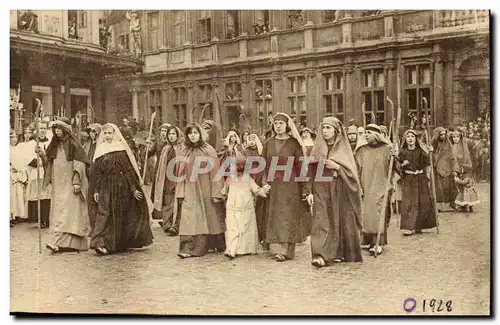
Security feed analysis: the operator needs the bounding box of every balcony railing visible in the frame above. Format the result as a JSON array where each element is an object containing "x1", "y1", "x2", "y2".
[{"x1": 137, "y1": 10, "x2": 490, "y2": 72}]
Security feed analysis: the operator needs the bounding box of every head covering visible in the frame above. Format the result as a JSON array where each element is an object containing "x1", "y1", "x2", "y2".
[
  {"x1": 224, "y1": 130, "x2": 242, "y2": 147},
  {"x1": 401, "y1": 129, "x2": 428, "y2": 154},
  {"x1": 347, "y1": 125, "x2": 358, "y2": 135},
  {"x1": 45, "y1": 117, "x2": 90, "y2": 164},
  {"x1": 202, "y1": 119, "x2": 223, "y2": 151},
  {"x1": 88, "y1": 123, "x2": 102, "y2": 132},
  {"x1": 93, "y1": 123, "x2": 141, "y2": 177},
  {"x1": 246, "y1": 133, "x2": 263, "y2": 155},
  {"x1": 166, "y1": 125, "x2": 184, "y2": 146},
  {"x1": 363, "y1": 124, "x2": 391, "y2": 146},
  {"x1": 310, "y1": 116, "x2": 362, "y2": 229},
  {"x1": 380, "y1": 125, "x2": 388, "y2": 135},
  {"x1": 271, "y1": 112, "x2": 307, "y2": 156}
]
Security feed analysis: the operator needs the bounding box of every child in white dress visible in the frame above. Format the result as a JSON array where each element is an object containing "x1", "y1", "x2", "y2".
[{"x1": 223, "y1": 156, "x2": 270, "y2": 259}]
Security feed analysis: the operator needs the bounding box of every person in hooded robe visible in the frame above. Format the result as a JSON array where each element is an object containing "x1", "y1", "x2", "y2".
[
  {"x1": 40, "y1": 117, "x2": 91, "y2": 253},
  {"x1": 221, "y1": 129, "x2": 244, "y2": 163},
  {"x1": 397, "y1": 129, "x2": 437, "y2": 236},
  {"x1": 258, "y1": 112, "x2": 311, "y2": 262},
  {"x1": 146, "y1": 123, "x2": 172, "y2": 200},
  {"x1": 202, "y1": 119, "x2": 224, "y2": 154},
  {"x1": 10, "y1": 131, "x2": 27, "y2": 226},
  {"x1": 153, "y1": 125, "x2": 185, "y2": 235},
  {"x1": 449, "y1": 130, "x2": 474, "y2": 211},
  {"x1": 432, "y1": 127, "x2": 459, "y2": 212},
  {"x1": 346, "y1": 125, "x2": 359, "y2": 152},
  {"x1": 307, "y1": 117, "x2": 363, "y2": 267},
  {"x1": 176, "y1": 123, "x2": 226, "y2": 258},
  {"x1": 24, "y1": 120, "x2": 52, "y2": 227},
  {"x1": 241, "y1": 131, "x2": 251, "y2": 149},
  {"x1": 89, "y1": 123, "x2": 154, "y2": 255},
  {"x1": 357, "y1": 126, "x2": 365, "y2": 139},
  {"x1": 354, "y1": 124, "x2": 396, "y2": 256},
  {"x1": 300, "y1": 127, "x2": 316, "y2": 156}
]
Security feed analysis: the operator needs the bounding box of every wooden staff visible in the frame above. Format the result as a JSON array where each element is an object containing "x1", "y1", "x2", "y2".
[
  {"x1": 142, "y1": 110, "x2": 157, "y2": 183},
  {"x1": 34, "y1": 98, "x2": 43, "y2": 254},
  {"x1": 386, "y1": 96, "x2": 400, "y2": 228},
  {"x1": 422, "y1": 97, "x2": 440, "y2": 234},
  {"x1": 362, "y1": 102, "x2": 366, "y2": 128},
  {"x1": 373, "y1": 96, "x2": 401, "y2": 258},
  {"x1": 88, "y1": 105, "x2": 95, "y2": 124}
]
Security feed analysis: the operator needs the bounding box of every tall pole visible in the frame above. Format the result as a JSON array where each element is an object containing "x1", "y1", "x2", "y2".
[
  {"x1": 422, "y1": 96, "x2": 440, "y2": 234},
  {"x1": 142, "y1": 110, "x2": 157, "y2": 183},
  {"x1": 34, "y1": 98, "x2": 43, "y2": 254}
]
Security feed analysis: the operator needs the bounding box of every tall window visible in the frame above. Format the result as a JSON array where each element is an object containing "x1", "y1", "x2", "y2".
[
  {"x1": 288, "y1": 76, "x2": 307, "y2": 124},
  {"x1": 148, "y1": 11, "x2": 159, "y2": 51},
  {"x1": 361, "y1": 69, "x2": 385, "y2": 126},
  {"x1": 149, "y1": 89, "x2": 162, "y2": 122},
  {"x1": 225, "y1": 82, "x2": 242, "y2": 100},
  {"x1": 173, "y1": 11, "x2": 186, "y2": 47},
  {"x1": 255, "y1": 79, "x2": 273, "y2": 135},
  {"x1": 198, "y1": 84, "x2": 213, "y2": 120},
  {"x1": 118, "y1": 20, "x2": 130, "y2": 50},
  {"x1": 322, "y1": 72, "x2": 344, "y2": 123},
  {"x1": 78, "y1": 10, "x2": 88, "y2": 28},
  {"x1": 198, "y1": 11, "x2": 212, "y2": 43},
  {"x1": 405, "y1": 64, "x2": 432, "y2": 127},
  {"x1": 226, "y1": 10, "x2": 239, "y2": 39},
  {"x1": 253, "y1": 10, "x2": 270, "y2": 35},
  {"x1": 173, "y1": 87, "x2": 188, "y2": 128}
]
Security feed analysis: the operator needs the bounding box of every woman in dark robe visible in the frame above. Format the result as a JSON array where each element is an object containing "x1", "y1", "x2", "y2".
[
  {"x1": 259, "y1": 112, "x2": 311, "y2": 262},
  {"x1": 89, "y1": 123, "x2": 154, "y2": 255},
  {"x1": 153, "y1": 125, "x2": 185, "y2": 235},
  {"x1": 176, "y1": 123, "x2": 226, "y2": 258},
  {"x1": 308, "y1": 117, "x2": 363, "y2": 267},
  {"x1": 397, "y1": 129, "x2": 437, "y2": 235}
]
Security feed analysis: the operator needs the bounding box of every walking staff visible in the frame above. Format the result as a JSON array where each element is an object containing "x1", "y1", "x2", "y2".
[
  {"x1": 422, "y1": 96, "x2": 440, "y2": 234},
  {"x1": 386, "y1": 96, "x2": 400, "y2": 228},
  {"x1": 142, "y1": 110, "x2": 157, "y2": 183},
  {"x1": 373, "y1": 94, "x2": 401, "y2": 258},
  {"x1": 34, "y1": 98, "x2": 43, "y2": 254}
]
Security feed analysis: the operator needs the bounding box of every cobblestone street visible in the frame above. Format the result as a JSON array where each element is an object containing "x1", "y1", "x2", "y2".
[{"x1": 10, "y1": 183, "x2": 490, "y2": 316}]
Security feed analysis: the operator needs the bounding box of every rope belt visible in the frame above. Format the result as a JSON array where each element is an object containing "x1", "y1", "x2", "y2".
[{"x1": 404, "y1": 169, "x2": 424, "y2": 175}]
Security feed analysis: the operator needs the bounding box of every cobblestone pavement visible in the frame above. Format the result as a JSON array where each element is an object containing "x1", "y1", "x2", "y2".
[{"x1": 10, "y1": 183, "x2": 490, "y2": 316}]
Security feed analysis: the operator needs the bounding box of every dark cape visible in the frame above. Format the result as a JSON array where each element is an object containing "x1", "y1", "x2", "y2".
[{"x1": 89, "y1": 151, "x2": 153, "y2": 252}]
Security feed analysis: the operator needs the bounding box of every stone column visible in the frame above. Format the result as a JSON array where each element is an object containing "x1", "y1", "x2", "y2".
[
  {"x1": 241, "y1": 74, "x2": 252, "y2": 129},
  {"x1": 341, "y1": 17, "x2": 353, "y2": 46},
  {"x1": 62, "y1": 10, "x2": 69, "y2": 39},
  {"x1": 306, "y1": 68, "x2": 318, "y2": 125},
  {"x1": 64, "y1": 77, "x2": 71, "y2": 117},
  {"x1": 343, "y1": 57, "x2": 355, "y2": 124},
  {"x1": 444, "y1": 53, "x2": 454, "y2": 126},
  {"x1": 10, "y1": 10, "x2": 18, "y2": 29},
  {"x1": 384, "y1": 14, "x2": 395, "y2": 38},
  {"x1": 239, "y1": 32, "x2": 248, "y2": 59},
  {"x1": 303, "y1": 21, "x2": 314, "y2": 50},
  {"x1": 186, "y1": 81, "x2": 194, "y2": 123},
  {"x1": 132, "y1": 88, "x2": 139, "y2": 120},
  {"x1": 159, "y1": 11, "x2": 166, "y2": 49}
]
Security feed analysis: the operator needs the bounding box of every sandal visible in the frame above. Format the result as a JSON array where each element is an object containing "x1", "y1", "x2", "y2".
[
  {"x1": 177, "y1": 253, "x2": 192, "y2": 259},
  {"x1": 274, "y1": 254, "x2": 287, "y2": 262},
  {"x1": 95, "y1": 247, "x2": 109, "y2": 255},
  {"x1": 332, "y1": 258, "x2": 342, "y2": 263},
  {"x1": 369, "y1": 246, "x2": 383, "y2": 256},
  {"x1": 45, "y1": 244, "x2": 60, "y2": 253},
  {"x1": 311, "y1": 257, "x2": 326, "y2": 268},
  {"x1": 402, "y1": 230, "x2": 415, "y2": 236}
]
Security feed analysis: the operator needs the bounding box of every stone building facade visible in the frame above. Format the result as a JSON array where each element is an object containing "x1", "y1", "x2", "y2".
[{"x1": 9, "y1": 10, "x2": 142, "y2": 132}]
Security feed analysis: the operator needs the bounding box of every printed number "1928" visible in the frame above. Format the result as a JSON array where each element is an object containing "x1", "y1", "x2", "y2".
[{"x1": 423, "y1": 299, "x2": 453, "y2": 312}]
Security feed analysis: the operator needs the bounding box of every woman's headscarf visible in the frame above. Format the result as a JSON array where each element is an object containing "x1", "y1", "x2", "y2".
[
  {"x1": 45, "y1": 117, "x2": 90, "y2": 165},
  {"x1": 272, "y1": 112, "x2": 307, "y2": 156},
  {"x1": 247, "y1": 133, "x2": 263, "y2": 155},
  {"x1": 310, "y1": 116, "x2": 362, "y2": 228},
  {"x1": 88, "y1": 123, "x2": 102, "y2": 134},
  {"x1": 223, "y1": 130, "x2": 242, "y2": 147},
  {"x1": 401, "y1": 129, "x2": 428, "y2": 154}
]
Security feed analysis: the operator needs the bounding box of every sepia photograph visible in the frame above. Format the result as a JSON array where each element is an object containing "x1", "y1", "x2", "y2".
[{"x1": 8, "y1": 7, "x2": 491, "y2": 316}]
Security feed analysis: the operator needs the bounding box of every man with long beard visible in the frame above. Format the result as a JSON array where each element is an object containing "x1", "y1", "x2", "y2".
[{"x1": 40, "y1": 117, "x2": 91, "y2": 253}]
